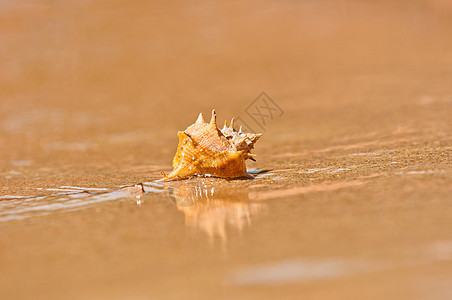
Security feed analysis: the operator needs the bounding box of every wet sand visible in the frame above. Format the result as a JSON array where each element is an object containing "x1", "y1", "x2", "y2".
[{"x1": 1, "y1": 0, "x2": 452, "y2": 299}]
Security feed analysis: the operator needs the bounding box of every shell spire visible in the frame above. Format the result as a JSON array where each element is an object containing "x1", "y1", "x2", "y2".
[
  {"x1": 196, "y1": 113, "x2": 205, "y2": 124},
  {"x1": 159, "y1": 109, "x2": 262, "y2": 181},
  {"x1": 209, "y1": 109, "x2": 217, "y2": 127},
  {"x1": 229, "y1": 117, "x2": 235, "y2": 129}
]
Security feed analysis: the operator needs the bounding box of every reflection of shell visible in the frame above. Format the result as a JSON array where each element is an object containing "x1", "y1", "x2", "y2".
[
  {"x1": 172, "y1": 179, "x2": 267, "y2": 242},
  {"x1": 160, "y1": 109, "x2": 261, "y2": 181}
]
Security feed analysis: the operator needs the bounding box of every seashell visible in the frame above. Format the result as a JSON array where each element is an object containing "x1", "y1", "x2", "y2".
[{"x1": 159, "y1": 109, "x2": 261, "y2": 181}]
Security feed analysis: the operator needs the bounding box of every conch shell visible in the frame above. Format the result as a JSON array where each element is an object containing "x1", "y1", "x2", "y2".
[{"x1": 159, "y1": 109, "x2": 261, "y2": 181}]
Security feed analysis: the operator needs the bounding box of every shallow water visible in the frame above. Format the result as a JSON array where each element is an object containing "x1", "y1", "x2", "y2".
[{"x1": 1, "y1": 0, "x2": 452, "y2": 299}]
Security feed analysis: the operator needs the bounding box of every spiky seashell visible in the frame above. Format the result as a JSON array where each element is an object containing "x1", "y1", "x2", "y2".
[{"x1": 159, "y1": 109, "x2": 261, "y2": 181}]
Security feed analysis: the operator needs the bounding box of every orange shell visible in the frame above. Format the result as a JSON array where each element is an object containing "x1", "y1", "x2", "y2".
[{"x1": 159, "y1": 109, "x2": 261, "y2": 181}]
